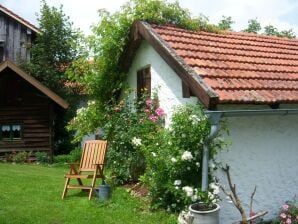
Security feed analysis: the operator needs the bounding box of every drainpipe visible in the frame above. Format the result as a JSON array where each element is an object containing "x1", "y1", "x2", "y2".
[
  {"x1": 201, "y1": 113, "x2": 222, "y2": 191},
  {"x1": 201, "y1": 108, "x2": 298, "y2": 192}
]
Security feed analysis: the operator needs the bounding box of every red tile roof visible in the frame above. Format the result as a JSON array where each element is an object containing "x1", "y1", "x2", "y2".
[
  {"x1": 0, "y1": 4, "x2": 40, "y2": 33},
  {"x1": 151, "y1": 24, "x2": 298, "y2": 106}
]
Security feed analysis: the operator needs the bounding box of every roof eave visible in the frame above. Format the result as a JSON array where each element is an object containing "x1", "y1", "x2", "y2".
[
  {"x1": 0, "y1": 60, "x2": 69, "y2": 109},
  {"x1": 121, "y1": 20, "x2": 219, "y2": 109},
  {"x1": 0, "y1": 5, "x2": 40, "y2": 34}
]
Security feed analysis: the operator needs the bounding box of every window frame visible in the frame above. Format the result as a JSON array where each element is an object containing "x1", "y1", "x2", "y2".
[{"x1": 0, "y1": 124, "x2": 22, "y2": 142}]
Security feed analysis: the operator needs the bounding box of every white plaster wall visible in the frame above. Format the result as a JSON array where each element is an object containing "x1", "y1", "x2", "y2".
[
  {"x1": 127, "y1": 41, "x2": 298, "y2": 222},
  {"x1": 216, "y1": 111, "x2": 298, "y2": 223},
  {"x1": 127, "y1": 41, "x2": 198, "y2": 125}
]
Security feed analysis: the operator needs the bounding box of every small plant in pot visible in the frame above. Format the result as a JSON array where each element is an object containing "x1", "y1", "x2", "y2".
[{"x1": 187, "y1": 186, "x2": 221, "y2": 224}]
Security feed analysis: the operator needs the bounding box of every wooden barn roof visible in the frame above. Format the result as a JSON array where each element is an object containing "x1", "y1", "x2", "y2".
[
  {"x1": 0, "y1": 4, "x2": 40, "y2": 33},
  {"x1": 0, "y1": 60, "x2": 69, "y2": 109},
  {"x1": 125, "y1": 21, "x2": 298, "y2": 108}
]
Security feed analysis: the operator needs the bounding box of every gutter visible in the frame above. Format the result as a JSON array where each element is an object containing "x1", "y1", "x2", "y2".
[{"x1": 201, "y1": 108, "x2": 298, "y2": 191}]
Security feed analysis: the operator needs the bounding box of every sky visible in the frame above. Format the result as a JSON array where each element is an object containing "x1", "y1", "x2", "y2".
[{"x1": 0, "y1": 0, "x2": 298, "y2": 35}]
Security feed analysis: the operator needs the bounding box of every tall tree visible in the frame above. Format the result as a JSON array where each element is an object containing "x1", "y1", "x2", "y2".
[
  {"x1": 243, "y1": 19, "x2": 261, "y2": 34},
  {"x1": 26, "y1": 0, "x2": 80, "y2": 94},
  {"x1": 218, "y1": 16, "x2": 234, "y2": 30},
  {"x1": 24, "y1": 0, "x2": 83, "y2": 154}
]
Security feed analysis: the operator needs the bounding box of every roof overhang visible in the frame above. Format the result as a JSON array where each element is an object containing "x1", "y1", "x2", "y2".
[
  {"x1": 0, "y1": 60, "x2": 69, "y2": 109},
  {"x1": 121, "y1": 20, "x2": 219, "y2": 109},
  {"x1": 0, "y1": 4, "x2": 40, "y2": 34}
]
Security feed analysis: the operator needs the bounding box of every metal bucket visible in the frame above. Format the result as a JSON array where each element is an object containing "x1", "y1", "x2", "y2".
[{"x1": 98, "y1": 184, "x2": 111, "y2": 201}]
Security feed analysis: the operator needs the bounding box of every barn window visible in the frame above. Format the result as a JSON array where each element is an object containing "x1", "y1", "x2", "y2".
[
  {"x1": 0, "y1": 124, "x2": 22, "y2": 141},
  {"x1": 137, "y1": 66, "x2": 151, "y2": 99}
]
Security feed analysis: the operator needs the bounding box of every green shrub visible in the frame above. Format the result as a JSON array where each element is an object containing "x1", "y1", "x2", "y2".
[
  {"x1": 69, "y1": 147, "x2": 82, "y2": 162},
  {"x1": 53, "y1": 154, "x2": 71, "y2": 164},
  {"x1": 140, "y1": 104, "x2": 224, "y2": 212},
  {"x1": 13, "y1": 151, "x2": 29, "y2": 163},
  {"x1": 102, "y1": 92, "x2": 164, "y2": 185},
  {"x1": 35, "y1": 152, "x2": 50, "y2": 164}
]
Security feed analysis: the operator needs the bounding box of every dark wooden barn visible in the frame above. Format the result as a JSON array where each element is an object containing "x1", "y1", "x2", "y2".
[
  {"x1": 0, "y1": 5, "x2": 69, "y2": 156},
  {"x1": 0, "y1": 61, "x2": 68, "y2": 154}
]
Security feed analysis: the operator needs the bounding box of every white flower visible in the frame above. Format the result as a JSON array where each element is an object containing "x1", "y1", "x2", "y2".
[
  {"x1": 191, "y1": 195, "x2": 198, "y2": 202},
  {"x1": 152, "y1": 152, "x2": 157, "y2": 157},
  {"x1": 171, "y1": 203, "x2": 176, "y2": 208},
  {"x1": 208, "y1": 191, "x2": 215, "y2": 200},
  {"x1": 174, "y1": 180, "x2": 181, "y2": 186},
  {"x1": 171, "y1": 157, "x2": 177, "y2": 163},
  {"x1": 190, "y1": 114, "x2": 201, "y2": 125},
  {"x1": 187, "y1": 166, "x2": 190, "y2": 170},
  {"x1": 87, "y1": 100, "x2": 95, "y2": 106},
  {"x1": 209, "y1": 183, "x2": 220, "y2": 195},
  {"x1": 196, "y1": 162, "x2": 200, "y2": 167},
  {"x1": 168, "y1": 141, "x2": 172, "y2": 145},
  {"x1": 209, "y1": 161, "x2": 216, "y2": 169},
  {"x1": 76, "y1": 107, "x2": 85, "y2": 114},
  {"x1": 181, "y1": 151, "x2": 193, "y2": 161},
  {"x1": 182, "y1": 186, "x2": 194, "y2": 197},
  {"x1": 131, "y1": 137, "x2": 142, "y2": 146}
]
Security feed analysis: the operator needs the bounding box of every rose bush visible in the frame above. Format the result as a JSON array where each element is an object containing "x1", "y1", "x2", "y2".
[{"x1": 139, "y1": 104, "x2": 224, "y2": 212}]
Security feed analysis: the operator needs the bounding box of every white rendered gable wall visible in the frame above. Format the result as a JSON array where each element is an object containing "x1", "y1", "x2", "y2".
[
  {"x1": 127, "y1": 41, "x2": 197, "y2": 125},
  {"x1": 127, "y1": 40, "x2": 298, "y2": 222}
]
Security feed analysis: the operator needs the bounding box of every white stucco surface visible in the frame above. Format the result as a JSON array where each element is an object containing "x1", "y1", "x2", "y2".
[
  {"x1": 127, "y1": 41, "x2": 198, "y2": 125},
  {"x1": 127, "y1": 40, "x2": 298, "y2": 223},
  {"x1": 216, "y1": 113, "x2": 298, "y2": 223}
]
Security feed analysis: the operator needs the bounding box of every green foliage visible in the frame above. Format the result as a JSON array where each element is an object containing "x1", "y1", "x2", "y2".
[
  {"x1": 26, "y1": 0, "x2": 81, "y2": 93},
  {"x1": 264, "y1": 25, "x2": 296, "y2": 38},
  {"x1": 218, "y1": 16, "x2": 234, "y2": 30},
  {"x1": 243, "y1": 18, "x2": 261, "y2": 33},
  {"x1": 276, "y1": 198, "x2": 298, "y2": 224},
  {"x1": 53, "y1": 147, "x2": 82, "y2": 164},
  {"x1": 243, "y1": 18, "x2": 296, "y2": 38},
  {"x1": 68, "y1": 0, "x2": 219, "y2": 124},
  {"x1": 53, "y1": 154, "x2": 71, "y2": 164},
  {"x1": 100, "y1": 91, "x2": 164, "y2": 185},
  {"x1": 12, "y1": 151, "x2": 30, "y2": 163},
  {"x1": 140, "y1": 104, "x2": 223, "y2": 212},
  {"x1": 21, "y1": 1, "x2": 85, "y2": 154},
  {"x1": 35, "y1": 151, "x2": 50, "y2": 164},
  {"x1": 69, "y1": 147, "x2": 82, "y2": 162}
]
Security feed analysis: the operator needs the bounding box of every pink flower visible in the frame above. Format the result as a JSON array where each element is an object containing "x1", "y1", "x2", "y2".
[
  {"x1": 146, "y1": 99, "x2": 153, "y2": 106},
  {"x1": 296, "y1": 216, "x2": 298, "y2": 220},
  {"x1": 149, "y1": 115, "x2": 158, "y2": 122},
  {"x1": 144, "y1": 108, "x2": 150, "y2": 113},
  {"x1": 286, "y1": 218, "x2": 291, "y2": 224},
  {"x1": 155, "y1": 107, "x2": 165, "y2": 117},
  {"x1": 280, "y1": 213, "x2": 287, "y2": 219},
  {"x1": 282, "y1": 204, "x2": 289, "y2": 211}
]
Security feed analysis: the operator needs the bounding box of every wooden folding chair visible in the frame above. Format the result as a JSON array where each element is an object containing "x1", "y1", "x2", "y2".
[{"x1": 62, "y1": 140, "x2": 108, "y2": 200}]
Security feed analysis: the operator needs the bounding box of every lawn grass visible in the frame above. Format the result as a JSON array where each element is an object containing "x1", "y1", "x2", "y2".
[{"x1": 0, "y1": 163, "x2": 176, "y2": 224}]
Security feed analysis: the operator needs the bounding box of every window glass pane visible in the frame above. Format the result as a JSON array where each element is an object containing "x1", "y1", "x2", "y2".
[
  {"x1": 2, "y1": 125, "x2": 11, "y2": 139},
  {"x1": 12, "y1": 125, "x2": 21, "y2": 139}
]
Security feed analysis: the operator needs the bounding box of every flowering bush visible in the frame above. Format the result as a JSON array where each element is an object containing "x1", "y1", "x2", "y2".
[
  {"x1": 277, "y1": 199, "x2": 298, "y2": 224},
  {"x1": 102, "y1": 92, "x2": 165, "y2": 184},
  {"x1": 140, "y1": 104, "x2": 223, "y2": 212}
]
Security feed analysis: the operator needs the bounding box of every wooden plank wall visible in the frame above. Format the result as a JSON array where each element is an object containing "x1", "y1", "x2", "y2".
[
  {"x1": 0, "y1": 70, "x2": 52, "y2": 152},
  {"x1": 0, "y1": 11, "x2": 34, "y2": 62}
]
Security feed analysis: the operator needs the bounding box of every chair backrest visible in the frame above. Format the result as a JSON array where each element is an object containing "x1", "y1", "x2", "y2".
[{"x1": 79, "y1": 140, "x2": 108, "y2": 172}]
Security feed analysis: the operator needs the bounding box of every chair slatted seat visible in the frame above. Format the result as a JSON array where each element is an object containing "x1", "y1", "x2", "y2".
[{"x1": 61, "y1": 140, "x2": 108, "y2": 200}]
